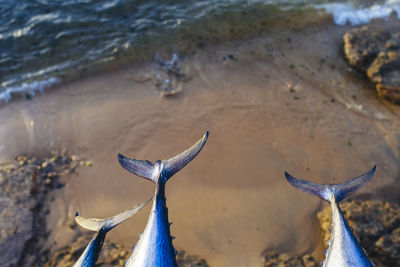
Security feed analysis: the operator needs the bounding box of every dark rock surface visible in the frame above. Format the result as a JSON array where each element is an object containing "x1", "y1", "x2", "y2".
[
  {"x1": 317, "y1": 200, "x2": 400, "y2": 266},
  {"x1": 367, "y1": 46, "x2": 400, "y2": 102},
  {"x1": 263, "y1": 253, "x2": 319, "y2": 267},
  {"x1": 343, "y1": 24, "x2": 400, "y2": 103},
  {"x1": 0, "y1": 154, "x2": 209, "y2": 267},
  {"x1": 46, "y1": 234, "x2": 209, "y2": 267},
  {"x1": 176, "y1": 250, "x2": 209, "y2": 267},
  {"x1": 343, "y1": 25, "x2": 390, "y2": 72},
  {"x1": 0, "y1": 158, "x2": 34, "y2": 267},
  {"x1": 263, "y1": 199, "x2": 400, "y2": 267},
  {"x1": 45, "y1": 235, "x2": 129, "y2": 267},
  {"x1": 0, "y1": 154, "x2": 80, "y2": 267}
]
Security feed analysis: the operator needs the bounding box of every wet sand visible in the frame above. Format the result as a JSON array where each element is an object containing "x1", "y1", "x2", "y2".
[{"x1": 1, "y1": 18, "x2": 400, "y2": 266}]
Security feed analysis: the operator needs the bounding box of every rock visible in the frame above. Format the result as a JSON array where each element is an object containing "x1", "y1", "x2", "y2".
[
  {"x1": 176, "y1": 250, "x2": 209, "y2": 267},
  {"x1": 367, "y1": 49, "x2": 400, "y2": 102},
  {"x1": 0, "y1": 153, "x2": 209, "y2": 266},
  {"x1": 0, "y1": 163, "x2": 34, "y2": 267},
  {"x1": 317, "y1": 200, "x2": 400, "y2": 266},
  {"x1": 47, "y1": 237, "x2": 210, "y2": 267},
  {"x1": 343, "y1": 26, "x2": 390, "y2": 72},
  {"x1": 343, "y1": 25, "x2": 400, "y2": 103},
  {"x1": 45, "y1": 235, "x2": 130, "y2": 267},
  {"x1": 263, "y1": 200, "x2": 400, "y2": 266},
  {"x1": 375, "y1": 227, "x2": 400, "y2": 264},
  {"x1": 0, "y1": 153, "x2": 81, "y2": 267},
  {"x1": 301, "y1": 254, "x2": 319, "y2": 267},
  {"x1": 263, "y1": 252, "x2": 319, "y2": 267}
]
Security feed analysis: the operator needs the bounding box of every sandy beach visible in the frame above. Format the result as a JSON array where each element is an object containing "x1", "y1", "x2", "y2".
[{"x1": 1, "y1": 16, "x2": 400, "y2": 267}]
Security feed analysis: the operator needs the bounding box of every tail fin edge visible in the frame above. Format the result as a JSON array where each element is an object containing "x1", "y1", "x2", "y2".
[
  {"x1": 332, "y1": 165, "x2": 376, "y2": 201},
  {"x1": 163, "y1": 131, "x2": 209, "y2": 181},
  {"x1": 285, "y1": 171, "x2": 331, "y2": 201},
  {"x1": 117, "y1": 153, "x2": 158, "y2": 183},
  {"x1": 75, "y1": 197, "x2": 152, "y2": 232},
  {"x1": 118, "y1": 131, "x2": 209, "y2": 184},
  {"x1": 285, "y1": 165, "x2": 376, "y2": 202}
]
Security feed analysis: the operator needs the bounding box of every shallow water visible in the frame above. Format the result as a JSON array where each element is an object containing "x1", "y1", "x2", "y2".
[
  {"x1": 1, "y1": 0, "x2": 399, "y2": 103},
  {"x1": 1, "y1": 18, "x2": 400, "y2": 266}
]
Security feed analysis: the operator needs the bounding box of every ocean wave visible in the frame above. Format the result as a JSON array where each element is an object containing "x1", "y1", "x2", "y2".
[
  {"x1": 0, "y1": 77, "x2": 60, "y2": 103},
  {"x1": 1, "y1": 0, "x2": 399, "y2": 103},
  {"x1": 316, "y1": 0, "x2": 400, "y2": 26}
]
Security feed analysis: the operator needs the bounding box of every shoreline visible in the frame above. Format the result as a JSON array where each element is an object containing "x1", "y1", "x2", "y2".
[
  {"x1": 1, "y1": 17, "x2": 400, "y2": 266},
  {"x1": 0, "y1": 7, "x2": 336, "y2": 105},
  {"x1": 2, "y1": 1, "x2": 400, "y2": 104}
]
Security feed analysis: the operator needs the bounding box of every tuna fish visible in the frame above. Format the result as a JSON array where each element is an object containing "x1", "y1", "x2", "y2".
[
  {"x1": 118, "y1": 131, "x2": 209, "y2": 267},
  {"x1": 285, "y1": 166, "x2": 376, "y2": 267},
  {"x1": 73, "y1": 197, "x2": 152, "y2": 267}
]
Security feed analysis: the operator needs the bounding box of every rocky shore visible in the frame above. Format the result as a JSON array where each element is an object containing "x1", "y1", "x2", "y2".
[
  {"x1": 343, "y1": 24, "x2": 400, "y2": 103},
  {"x1": 263, "y1": 253, "x2": 319, "y2": 267},
  {"x1": 1, "y1": 14, "x2": 400, "y2": 266},
  {"x1": 263, "y1": 199, "x2": 400, "y2": 267},
  {"x1": 0, "y1": 154, "x2": 80, "y2": 267},
  {"x1": 0, "y1": 154, "x2": 209, "y2": 267},
  {"x1": 45, "y1": 234, "x2": 209, "y2": 267},
  {"x1": 2, "y1": 155, "x2": 398, "y2": 267}
]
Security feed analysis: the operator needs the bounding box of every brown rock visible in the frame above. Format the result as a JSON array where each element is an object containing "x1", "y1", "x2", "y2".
[
  {"x1": 375, "y1": 227, "x2": 400, "y2": 265},
  {"x1": 176, "y1": 250, "x2": 210, "y2": 267},
  {"x1": 45, "y1": 235, "x2": 131, "y2": 267},
  {"x1": 367, "y1": 49, "x2": 400, "y2": 102},
  {"x1": 1, "y1": 153, "x2": 209, "y2": 266},
  {"x1": 0, "y1": 153, "x2": 81, "y2": 267},
  {"x1": 343, "y1": 26, "x2": 390, "y2": 72},
  {"x1": 263, "y1": 253, "x2": 319, "y2": 267},
  {"x1": 0, "y1": 162, "x2": 34, "y2": 267},
  {"x1": 301, "y1": 254, "x2": 319, "y2": 267},
  {"x1": 47, "y1": 236, "x2": 210, "y2": 267},
  {"x1": 343, "y1": 25, "x2": 400, "y2": 103}
]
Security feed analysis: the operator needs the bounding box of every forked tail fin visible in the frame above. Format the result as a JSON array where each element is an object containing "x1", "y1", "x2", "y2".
[
  {"x1": 284, "y1": 165, "x2": 376, "y2": 202},
  {"x1": 75, "y1": 197, "x2": 152, "y2": 232},
  {"x1": 117, "y1": 131, "x2": 209, "y2": 184}
]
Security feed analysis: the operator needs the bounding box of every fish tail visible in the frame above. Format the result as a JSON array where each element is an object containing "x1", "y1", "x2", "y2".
[
  {"x1": 284, "y1": 165, "x2": 376, "y2": 202},
  {"x1": 117, "y1": 131, "x2": 209, "y2": 184},
  {"x1": 75, "y1": 197, "x2": 152, "y2": 232}
]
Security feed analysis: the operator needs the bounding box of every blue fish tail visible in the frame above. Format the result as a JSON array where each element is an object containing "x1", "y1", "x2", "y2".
[
  {"x1": 284, "y1": 165, "x2": 376, "y2": 202},
  {"x1": 73, "y1": 198, "x2": 152, "y2": 267},
  {"x1": 117, "y1": 131, "x2": 209, "y2": 184}
]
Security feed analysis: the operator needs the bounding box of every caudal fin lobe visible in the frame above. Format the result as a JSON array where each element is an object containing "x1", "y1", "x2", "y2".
[
  {"x1": 117, "y1": 131, "x2": 209, "y2": 184},
  {"x1": 75, "y1": 197, "x2": 153, "y2": 232},
  {"x1": 285, "y1": 165, "x2": 376, "y2": 202}
]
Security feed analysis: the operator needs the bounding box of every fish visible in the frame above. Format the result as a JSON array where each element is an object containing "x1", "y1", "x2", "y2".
[
  {"x1": 285, "y1": 166, "x2": 376, "y2": 267},
  {"x1": 118, "y1": 131, "x2": 209, "y2": 267},
  {"x1": 73, "y1": 197, "x2": 153, "y2": 267}
]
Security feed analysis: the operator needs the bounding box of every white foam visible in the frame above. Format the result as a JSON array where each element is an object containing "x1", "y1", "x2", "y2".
[
  {"x1": 316, "y1": 0, "x2": 400, "y2": 26},
  {"x1": 0, "y1": 77, "x2": 60, "y2": 103}
]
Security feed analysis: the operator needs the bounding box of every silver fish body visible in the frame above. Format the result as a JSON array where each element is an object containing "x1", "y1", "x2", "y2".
[
  {"x1": 125, "y1": 181, "x2": 177, "y2": 267},
  {"x1": 73, "y1": 228, "x2": 107, "y2": 267},
  {"x1": 324, "y1": 196, "x2": 373, "y2": 266},
  {"x1": 118, "y1": 132, "x2": 209, "y2": 267},
  {"x1": 285, "y1": 166, "x2": 376, "y2": 267}
]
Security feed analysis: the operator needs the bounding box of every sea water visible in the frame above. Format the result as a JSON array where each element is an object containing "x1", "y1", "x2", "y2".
[{"x1": 0, "y1": 0, "x2": 399, "y2": 102}]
